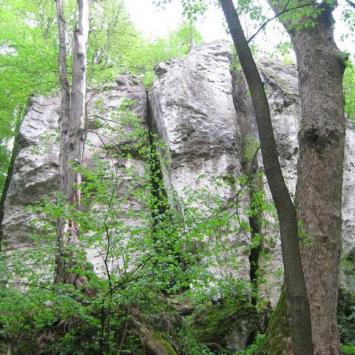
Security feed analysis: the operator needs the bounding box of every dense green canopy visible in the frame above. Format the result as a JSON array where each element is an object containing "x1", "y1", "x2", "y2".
[{"x1": 0, "y1": 0, "x2": 202, "y2": 192}]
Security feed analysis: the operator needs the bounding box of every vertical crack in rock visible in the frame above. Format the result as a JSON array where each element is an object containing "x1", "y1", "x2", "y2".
[
  {"x1": 247, "y1": 168, "x2": 264, "y2": 306},
  {"x1": 146, "y1": 93, "x2": 169, "y2": 233},
  {"x1": 0, "y1": 130, "x2": 21, "y2": 252},
  {"x1": 1, "y1": 43, "x2": 355, "y2": 315},
  {"x1": 146, "y1": 92, "x2": 193, "y2": 291},
  {"x1": 230, "y1": 67, "x2": 264, "y2": 306},
  {"x1": 148, "y1": 42, "x2": 251, "y2": 286}
]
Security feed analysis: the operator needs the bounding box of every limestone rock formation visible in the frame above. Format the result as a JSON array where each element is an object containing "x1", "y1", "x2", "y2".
[
  {"x1": 149, "y1": 42, "x2": 355, "y2": 305},
  {"x1": 2, "y1": 95, "x2": 61, "y2": 250},
  {"x1": 1, "y1": 42, "x2": 355, "y2": 310},
  {"x1": 149, "y1": 42, "x2": 250, "y2": 281},
  {"x1": 1, "y1": 76, "x2": 148, "y2": 275}
]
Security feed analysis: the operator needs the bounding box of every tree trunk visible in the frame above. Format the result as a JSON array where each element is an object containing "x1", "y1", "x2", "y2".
[
  {"x1": 54, "y1": 0, "x2": 89, "y2": 286},
  {"x1": 265, "y1": 2, "x2": 346, "y2": 353},
  {"x1": 293, "y1": 9, "x2": 345, "y2": 354},
  {"x1": 55, "y1": 0, "x2": 70, "y2": 284},
  {"x1": 67, "y1": 0, "x2": 89, "y2": 212},
  {"x1": 220, "y1": 1, "x2": 313, "y2": 354}
]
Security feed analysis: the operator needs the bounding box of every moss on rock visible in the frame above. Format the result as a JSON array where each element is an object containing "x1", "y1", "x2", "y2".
[
  {"x1": 189, "y1": 299, "x2": 258, "y2": 353},
  {"x1": 255, "y1": 290, "x2": 290, "y2": 355}
]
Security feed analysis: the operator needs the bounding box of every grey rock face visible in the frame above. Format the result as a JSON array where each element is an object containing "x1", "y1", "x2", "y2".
[
  {"x1": 149, "y1": 42, "x2": 250, "y2": 281},
  {"x1": 148, "y1": 42, "x2": 355, "y2": 305},
  {"x1": 253, "y1": 60, "x2": 302, "y2": 305},
  {"x1": 1, "y1": 77, "x2": 148, "y2": 273},
  {"x1": 148, "y1": 43, "x2": 303, "y2": 302},
  {"x1": 2, "y1": 95, "x2": 61, "y2": 250},
  {"x1": 1, "y1": 42, "x2": 355, "y2": 307},
  {"x1": 150, "y1": 43, "x2": 239, "y2": 167},
  {"x1": 341, "y1": 123, "x2": 355, "y2": 295}
]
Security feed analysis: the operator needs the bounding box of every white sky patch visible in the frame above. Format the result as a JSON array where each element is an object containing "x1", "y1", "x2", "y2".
[
  {"x1": 124, "y1": 0, "x2": 289, "y2": 58},
  {"x1": 124, "y1": 0, "x2": 354, "y2": 55},
  {"x1": 0, "y1": 45, "x2": 17, "y2": 56},
  {"x1": 125, "y1": 0, "x2": 227, "y2": 41}
]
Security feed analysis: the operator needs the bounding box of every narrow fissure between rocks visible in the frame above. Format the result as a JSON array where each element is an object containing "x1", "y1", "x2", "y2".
[
  {"x1": 247, "y1": 169, "x2": 264, "y2": 306},
  {"x1": 230, "y1": 66, "x2": 264, "y2": 307},
  {"x1": 146, "y1": 93, "x2": 188, "y2": 292},
  {"x1": 0, "y1": 127, "x2": 21, "y2": 252},
  {"x1": 146, "y1": 92, "x2": 170, "y2": 234}
]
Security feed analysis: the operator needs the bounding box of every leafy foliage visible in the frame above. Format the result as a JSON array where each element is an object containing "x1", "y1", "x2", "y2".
[
  {"x1": 0, "y1": 0, "x2": 202, "y2": 195},
  {"x1": 344, "y1": 60, "x2": 355, "y2": 122},
  {"x1": 0, "y1": 102, "x2": 270, "y2": 353},
  {"x1": 236, "y1": 334, "x2": 265, "y2": 354},
  {"x1": 153, "y1": 0, "x2": 209, "y2": 20},
  {"x1": 0, "y1": 0, "x2": 59, "y2": 189},
  {"x1": 338, "y1": 289, "x2": 355, "y2": 346},
  {"x1": 1, "y1": 0, "x2": 354, "y2": 353},
  {"x1": 341, "y1": 344, "x2": 355, "y2": 355}
]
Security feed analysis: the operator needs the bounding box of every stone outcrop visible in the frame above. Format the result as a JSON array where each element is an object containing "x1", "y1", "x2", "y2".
[
  {"x1": 149, "y1": 43, "x2": 250, "y2": 282},
  {"x1": 0, "y1": 76, "x2": 148, "y2": 275},
  {"x1": 2, "y1": 95, "x2": 61, "y2": 250},
  {"x1": 1, "y1": 41, "x2": 355, "y2": 309}
]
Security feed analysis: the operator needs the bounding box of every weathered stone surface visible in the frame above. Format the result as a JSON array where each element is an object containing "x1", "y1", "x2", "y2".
[
  {"x1": 149, "y1": 42, "x2": 355, "y2": 305},
  {"x1": 148, "y1": 43, "x2": 302, "y2": 302},
  {"x1": 254, "y1": 60, "x2": 302, "y2": 306},
  {"x1": 2, "y1": 95, "x2": 61, "y2": 250},
  {"x1": 341, "y1": 122, "x2": 355, "y2": 295},
  {"x1": 258, "y1": 60, "x2": 355, "y2": 303},
  {"x1": 1, "y1": 42, "x2": 355, "y2": 307},
  {"x1": 1, "y1": 77, "x2": 148, "y2": 276},
  {"x1": 149, "y1": 42, "x2": 250, "y2": 281}
]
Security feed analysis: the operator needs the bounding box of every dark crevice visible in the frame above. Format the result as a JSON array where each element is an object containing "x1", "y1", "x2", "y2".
[
  {"x1": 230, "y1": 65, "x2": 264, "y2": 307},
  {"x1": 146, "y1": 91, "x2": 169, "y2": 233},
  {"x1": 0, "y1": 124, "x2": 22, "y2": 252},
  {"x1": 247, "y1": 176, "x2": 264, "y2": 306},
  {"x1": 146, "y1": 92, "x2": 190, "y2": 292}
]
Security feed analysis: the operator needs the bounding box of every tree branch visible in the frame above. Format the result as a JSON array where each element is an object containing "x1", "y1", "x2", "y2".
[{"x1": 247, "y1": 2, "x2": 314, "y2": 43}]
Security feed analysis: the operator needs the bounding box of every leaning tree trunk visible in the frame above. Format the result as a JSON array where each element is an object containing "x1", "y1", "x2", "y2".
[
  {"x1": 265, "y1": 2, "x2": 347, "y2": 353},
  {"x1": 54, "y1": 0, "x2": 89, "y2": 286},
  {"x1": 220, "y1": 1, "x2": 313, "y2": 354}
]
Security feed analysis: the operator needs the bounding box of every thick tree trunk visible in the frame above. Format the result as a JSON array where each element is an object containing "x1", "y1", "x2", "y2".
[
  {"x1": 55, "y1": 0, "x2": 89, "y2": 286},
  {"x1": 292, "y1": 9, "x2": 345, "y2": 353},
  {"x1": 220, "y1": 1, "x2": 313, "y2": 354},
  {"x1": 265, "y1": 2, "x2": 346, "y2": 353}
]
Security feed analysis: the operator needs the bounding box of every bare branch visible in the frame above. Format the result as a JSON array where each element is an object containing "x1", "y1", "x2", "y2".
[{"x1": 247, "y1": 2, "x2": 314, "y2": 43}]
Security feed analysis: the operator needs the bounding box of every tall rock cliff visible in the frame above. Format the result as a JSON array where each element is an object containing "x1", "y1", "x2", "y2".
[{"x1": 1, "y1": 42, "x2": 355, "y2": 307}]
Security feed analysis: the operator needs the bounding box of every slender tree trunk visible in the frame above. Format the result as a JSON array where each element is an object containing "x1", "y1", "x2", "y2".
[
  {"x1": 220, "y1": 1, "x2": 313, "y2": 354},
  {"x1": 55, "y1": 0, "x2": 89, "y2": 286},
  {"x1": 67, "y1": 0, "x2": 89, "y2": 212},
  {"x1": 55, "y1": 0, "x2": 70, "y2": 283},
  {"x1": 266, "y1": 2, "x2": 347, "y2": 353}
]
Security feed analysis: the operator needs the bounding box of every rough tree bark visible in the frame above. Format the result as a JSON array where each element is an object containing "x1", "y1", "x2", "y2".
[
  {"x1": 54, "y1": 0, "x2": 89, "y2": 286},
  {"x1": 265, "y1": 2, "x2": 347, "y2": 353},
  {"x1": 220, "y1": 0, "x2": 313, "y2": 354}
]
